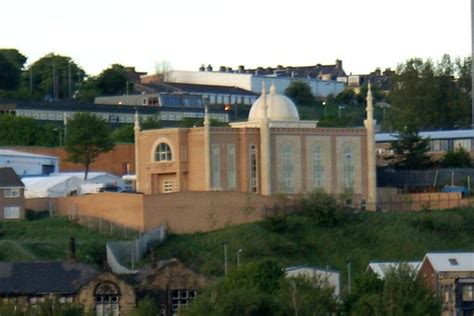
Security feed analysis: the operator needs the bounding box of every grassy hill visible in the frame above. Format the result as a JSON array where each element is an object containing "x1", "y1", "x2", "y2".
[
  {"x1": 152, "y1": 208, "x2": 474, "y2": 282},
  {"x1": 0, "y1": 216, "x2": 131, "y2": 265}
]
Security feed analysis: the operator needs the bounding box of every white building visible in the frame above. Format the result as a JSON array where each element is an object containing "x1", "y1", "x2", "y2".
[
  {"x1": 158, "y1": 70, "x2": 345, "y2": 99},
  {"x1": 285, "y1": 266, "x2": 341, "y2": 298},
  {"x1": 0, "y1": 150, "x2": 59, "y2": 176},
  {"x1": 367, "y1": 261, "x2": 421, "y2": 279}
]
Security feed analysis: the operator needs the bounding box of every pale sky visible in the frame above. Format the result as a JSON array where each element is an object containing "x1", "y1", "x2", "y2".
[{"x1": 0, "y1": 0, "x2": 471, "y2": 76}]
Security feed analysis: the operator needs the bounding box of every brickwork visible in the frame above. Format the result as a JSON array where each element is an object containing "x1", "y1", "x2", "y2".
[
  {"x1": 0, "y1": 188, "x2": 25, "y2": 220},
  {"x1": 1, "y1": 144, "x2": 135, "y2": 176}
]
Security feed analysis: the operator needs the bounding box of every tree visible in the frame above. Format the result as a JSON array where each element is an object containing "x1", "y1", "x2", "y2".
[
  {"x1": 183, "y1": 260, "x2": 284, "y2": 315},
  {"x1": 76, "y1": 64, "x2": 131, "y2": 101},
  {"x1": 345, "y1": 266, "x2": 441, "y2": 316},
  {"x1": 441, "y1": 147, "x2": 472, "y2": 168},
  {"x1": 0, "y1": 49, "x2": 26, "y2": 91},
  {"x1": 285, "y1": 81, "x2": 314, "y2": 105},
  {"x1": 390, "y1": 125, "x2": 432, "y2": 169},
  {"x1": 301, "y1": 190, "x2": 348, "y2": 226},
  {"x1": 111, "y1": 124, "x2": 135, "y2": 143},
  {"x1": 387, "y1": 55, "x2": 471, "y2": 130},
  {"x1": 279, "y1": 275, "x2": 338, "y2": 316},
  {"x1": 27, "y1": 53, "x2": 86, "y2": 100},
  {"x1": 131, "y1": 297, "x2": 159, "y2": 316},
  {"x1": 65, "y1": 113, "x2": 115, "y2": 180},
  {"x1": 154, "y1": 59, "x2": 172, "y2": 82}
]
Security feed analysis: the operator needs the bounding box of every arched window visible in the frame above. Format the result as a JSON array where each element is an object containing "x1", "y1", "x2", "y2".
[
  {"x1": 281, "y1": 144, "x2": 294, "y2": 193},
  {"x1": 155, "y1": 143, "x2": 172, "y2": 162},
  {"x1": 342, "y1": 143, "x2": 355, "y2": 190},
  {"x1": 312, "y1": 143, "x2": 325, "y2": 189},
  {"x1": 94, "y1": 282, "x2": 120, "y2": 316}
]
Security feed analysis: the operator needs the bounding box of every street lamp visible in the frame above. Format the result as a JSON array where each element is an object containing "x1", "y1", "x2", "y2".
[
  {"x1": 222, "y1": 241, "x2": 229, "y2": 276},
  {"x1": 322, "y1": 101, "x2": 327, "y2": 118},
  {"x1": 53, "y1": 128, "x2": 62, "y2": 147},
  {"x1": 237, "y1": 249, "x2": 243, "y2": 269}
]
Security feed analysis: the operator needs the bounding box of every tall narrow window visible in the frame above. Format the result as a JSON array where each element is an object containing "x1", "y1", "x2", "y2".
[
  {"x1": 342, "y1": 143, "x2": 355, "y2": 190},
  {"x1": 227, "y1": 144, "x2": 236, "y2": 190},
  {"x1": 249, "y1": 145, "x2": 257, "y2": 193},
  {"x1": 211, "y1": 144, "x2": 221, "y2": 189},
  {"x1": 281, "y1": 144, "x2": 294, "y2": 193},
  {"x1": 312, "y1": 144, "x2": 325, "y2": 189}
]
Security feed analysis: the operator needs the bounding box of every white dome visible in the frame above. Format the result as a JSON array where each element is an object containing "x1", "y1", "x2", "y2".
[{"x1": 248, "y1": 84, "x2": 300, "y2": 122}]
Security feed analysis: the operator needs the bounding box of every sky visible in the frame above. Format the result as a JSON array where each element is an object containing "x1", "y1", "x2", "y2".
[{"x1": 0, "y1": 0, "x2": 471, "y2": 76}]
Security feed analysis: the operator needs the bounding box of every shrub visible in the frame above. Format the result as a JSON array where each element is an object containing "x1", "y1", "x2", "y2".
[
  {"x1": 25, "y1": 209, "x2": 50, "y2": 221},
  {"x1": 301, "y1": 190, "x2": 347, "y2": 226}
]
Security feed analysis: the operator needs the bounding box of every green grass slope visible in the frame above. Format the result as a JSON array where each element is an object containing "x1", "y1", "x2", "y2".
[
  {"x1": 0, "y1": 217, "x2": 130, "y2": 265},
  {"x1": 153, "y1": 208, "x2": 474, "y2": 280}
]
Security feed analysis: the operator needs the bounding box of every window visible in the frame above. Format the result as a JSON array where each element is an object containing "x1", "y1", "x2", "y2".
[
  {"x1": 163, "y1": 181, "x2": 173, "y2": 193},
  {"x1": 342, "y1": 143, "x2": 355, "y2": 190},
  {"x1": 95, "y1": 282, "x2": 120, "y2": 316},
  {"x1": 169, "y1": 289, "x2": 197, "y2": 316},
  {"x1": 4, "y1": 188, "x2": 20, "y2": 198},
  {"x1": 211, "y1": 144, "x2": 221, "y2": 189},
  {"x1": 249, "y1": 145, "x2": 257, "y2": 193},
  {"x1": 155, "y1": 143, "x2": 172, "y2": 162},
  {"x1": 312, "y1": 144, "x2": 325, "y2": 189},
  {"x1": 4, "y1": 206, "x2": 20, "y2": 219},
  {"x1": 463, "y1": 285, "x2": 474, "y2": 301},
  {"x1": 281, "y1": 144, "x2": 295, "y2": 193},
  {"x1": 448, "y1": 258, "x2": 459, "y2": 266},
  {"x1": 227, "y1": 144, "x2": 236, "y2": 190}
]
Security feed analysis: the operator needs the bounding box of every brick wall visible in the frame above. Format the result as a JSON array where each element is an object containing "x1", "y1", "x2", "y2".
[
  {"x1": 1, "y1": 144, "x2": 135, "y2": 176},
  {"x1": 51, "y1": 192, "x2": 279, "y2": 234}
]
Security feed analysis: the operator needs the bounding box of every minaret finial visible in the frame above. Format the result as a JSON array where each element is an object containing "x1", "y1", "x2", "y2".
[
  {"x1": 269, "y1": 82, "x2": 277, "y2": 95},
  {"x1": 366, "y1": 81, "x2": 373, "y2": 115},
  {"x1": 134, "y1": 109, "x2": 140, "y2": 131},
  {"x1": 261, "y1": 81, "x2": 266, "y2": 96}
]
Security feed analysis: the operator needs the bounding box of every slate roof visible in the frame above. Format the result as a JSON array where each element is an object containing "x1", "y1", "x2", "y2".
[
  {"x1": 137, "y1": 82, "x2": 257, "y2": 96},
  {"x1": 423, "y1": 253, "x2": 474, "y2": 272},
  {"x1": 0, "y1": 261, "x2": 98, "y2": 295},
  {"x1": 0, "y1": 167, "x2": 24, "y2": 188}
]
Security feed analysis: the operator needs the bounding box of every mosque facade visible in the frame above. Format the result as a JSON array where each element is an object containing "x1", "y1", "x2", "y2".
[{"x1": 134, "y1": 83, "x2": 377, "y2": 210}]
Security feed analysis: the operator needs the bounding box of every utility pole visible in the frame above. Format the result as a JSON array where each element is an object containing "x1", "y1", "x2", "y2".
[
  {"x1": 68, "y1": 60, "x2": 72, "y2": 99},
  {"x1": 223, "y1": 241, "x2": 229, "y2": 276}
]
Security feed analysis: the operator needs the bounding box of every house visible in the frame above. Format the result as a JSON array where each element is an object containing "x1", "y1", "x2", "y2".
[
  {"x1": 0, "y1": 167, "x2": 25, "y2": 220},
  {"x1": 367, "y1": 261, "x2": 421, "y2": 279},
  {"x1": 418, "y1": 252, "x2": 474, "y2": 316},
  {"x1": 0, "y1": 259, "x2": 207, "y2": 316},
  {"x1": 285, "y1": 266, "x2": 340, "y2": 298},
  {"x1": 0, "y1": 261, "x2": 136, "y2": 315},
  {"x1": 134, "y1": 82, "x2": 377, "y2": 210},
  {"x1": 133, "y1": 259, "x2": 209, "y2": 316}
]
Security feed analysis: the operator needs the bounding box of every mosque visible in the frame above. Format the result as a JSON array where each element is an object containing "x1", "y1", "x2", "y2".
[{"x1": 134, "y1": 83, "x2": 377, "y2": 210}]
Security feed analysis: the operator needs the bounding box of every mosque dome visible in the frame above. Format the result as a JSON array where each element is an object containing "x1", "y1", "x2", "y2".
[{"x1": 248, "y1": 83, "x2": 300, "y2": 122}]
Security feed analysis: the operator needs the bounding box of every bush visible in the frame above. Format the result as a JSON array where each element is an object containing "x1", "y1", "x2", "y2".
[
  {"x1": 301, "y1": 191, "x2": 348, "y2": 226},
  {"x1": 25, "y1": 209, "x2": 50, "y2": 221}
]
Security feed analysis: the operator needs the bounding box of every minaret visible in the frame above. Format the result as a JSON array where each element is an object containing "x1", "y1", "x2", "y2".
[
  {"x1": 260, "y1": 82, "x2": 272, "y2": 196},
  {"x1": 203, "y1": 103, "x2": 211, "y2": 190},
  {"x1": 364, "y1": 83, "x2": 377, "y2": 211},
  {"x1": 134, "y1": 110, "x2": 141, "y2": 192}
]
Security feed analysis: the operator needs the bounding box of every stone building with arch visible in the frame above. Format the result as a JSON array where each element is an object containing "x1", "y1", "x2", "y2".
[{"x1": 134, "y1": 83, "x2": 377, "y2": 210}]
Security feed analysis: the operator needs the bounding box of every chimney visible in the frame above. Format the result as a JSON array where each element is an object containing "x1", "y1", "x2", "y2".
[
  {"x1": 336, "y1": 59, "x2": 342, "y2": 69},
  {"x1": 69, "y1": 236, "x2": 76, "y2": 261},
  {"x1": 206, "y1": 64, "x2": 213, "y2": 72}
]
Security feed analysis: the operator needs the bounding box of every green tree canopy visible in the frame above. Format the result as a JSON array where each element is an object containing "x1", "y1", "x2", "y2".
[
  {"x1": 345, "y1": 266, "x2": 441, "y2": 316},
  {"x1": 0, "y1": 49, "x2": 26, "y2": 91},
  {"x1": 285, "y1": 81, "x2": 314, "y2": 105},
  {"x1": 27, "y1": 53, "x2": 85, "y2": 100},
  {"x1": 441, "y1": 147, "x2": 472, "y2": 168},
  {"x1": 387, "y1": 55, "x2": 471, "y2": 130},
  {"x1": 390, "y1": 125, "x2": 432, "y2": 169},
  {"x1": 65, "y1": 112, "x2": 115, "y2": 179}
]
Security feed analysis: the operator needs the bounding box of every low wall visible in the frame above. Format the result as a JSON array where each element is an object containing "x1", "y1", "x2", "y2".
[
  {"x1": 25, "y1": 198, "x2": 52, "y2": 211},
  {"x1": 143, "y1": 192, "x2": 278, "y2": 234},
  {"x1": 47, "y1": 192, "x2": 279, "y2": 234},
  {"x1": 54, "y1": 193, "x2": 145, "y2": 230},
  {"x1": 378, "y1": 192, "x2": 469, "y2": 211}
]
